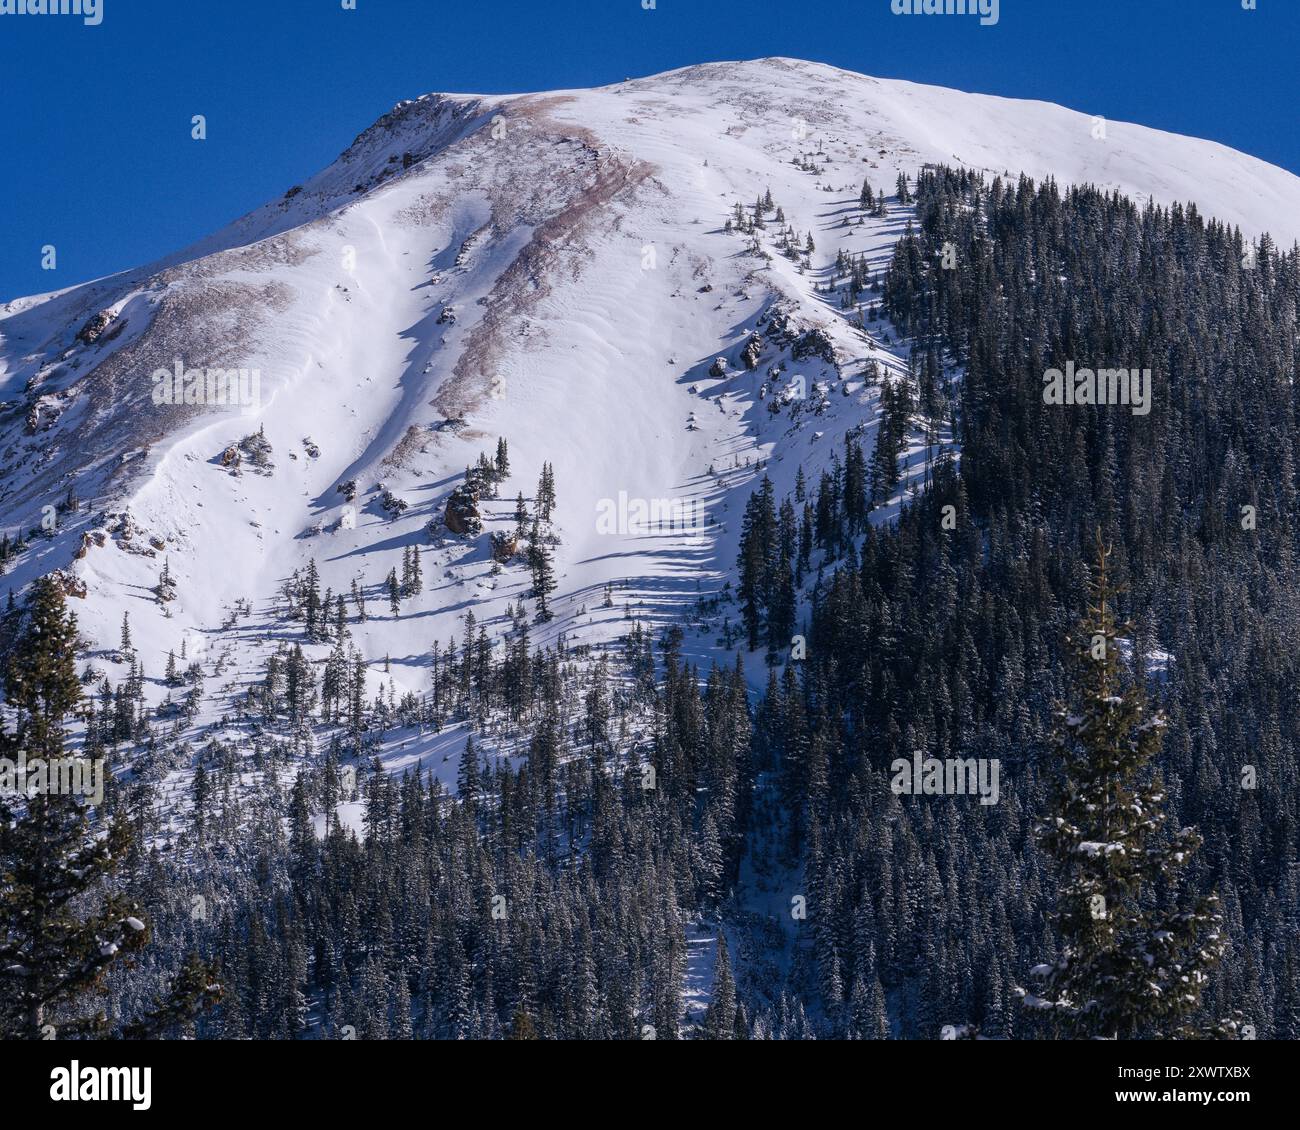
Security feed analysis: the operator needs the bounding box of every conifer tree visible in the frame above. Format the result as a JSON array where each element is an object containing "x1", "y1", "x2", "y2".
[
  {"x1": 120, "y1": 953, "x2": 222, "y2": 1039},
  {"x1": 702, "y1": 935, "x2": 737, "y2": 1039},
  {"x1": 409, "y1": 546, "x2": 423, "y2": 595},
  {"x1": 508, "y1": 1005, "x2": 538, "y2": 1039},
  {"x1": 527, "y1": 521, "x2": 556, "y2": 621},
  {"x1": 513, "y1": 492, "x2": 529, "y2": 540},
  {"x1": 1017, "y1": 534, "x2": 1227, "y2": 1039},
  {"x1": 458, "y1": 734, "x2": 478, "y2": 807},
  {"x1": 535, "y1": 463, "x2": 557, "y2": 523},
  {"x1": 303, "y1": 559, "x2": 323, "y2": 640},
  {"x1": 736, "y1": 477, "x2": 777, "y2": 651},
  {"x1": 387, "y1": 568, "x2": 401, "y2": 616},
  {"x1": 285, "y1": 644, "x2": 313, "y2": 724},
  {"x1": 0, "y1": 578, "x2": 148, "y2": 1037}
]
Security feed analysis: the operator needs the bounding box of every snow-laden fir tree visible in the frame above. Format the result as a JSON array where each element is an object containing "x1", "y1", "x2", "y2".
[
  {"x1": 527, "y1": 519, "x2": 556, "y2": 621},
  {"x1": 701, "y1": 934, "x2": 738, "y2": 1039},
  {"x1": 0, "y1": 578, "x2": 148, "y2": 1037},
  {"x1": 534, "y1": 462, "x2": 557, "y2": 523},
  {"x1": 1017, "y1": 533, "x2": 1228, "y2": 1039}
]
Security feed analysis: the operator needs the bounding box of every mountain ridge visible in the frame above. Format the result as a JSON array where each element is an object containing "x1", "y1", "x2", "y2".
[{"x1": 2, "y1": 56, "x2": 1297, "y2": 773}]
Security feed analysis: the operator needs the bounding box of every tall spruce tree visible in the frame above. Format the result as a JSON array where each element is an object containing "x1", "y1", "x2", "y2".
[
  {"x1": 1017, "y1": 535, "x2": 1227, "y2": 1039},
  {"x1": 702, "y1": 934, "x2": 738, "y2": 1039},
  {"x1": 0, "y1": 578, "x2": 148, "y2": 1037},
  {"x1": 528, "y1": 521, "x2": 557, "y2": 621}
]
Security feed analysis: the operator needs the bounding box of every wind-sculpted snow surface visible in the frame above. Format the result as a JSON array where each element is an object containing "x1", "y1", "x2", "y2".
[{"x1": 2, "y1": 56, "x2": 1298, "y2": 757}]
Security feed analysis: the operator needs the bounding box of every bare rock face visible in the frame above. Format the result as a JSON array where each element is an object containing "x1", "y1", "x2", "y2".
[
  {"x1": 762, "y1": 305, "x2": 839, "y2": 371},
  {"x1": 24, "y1": 393, "x2": 66, "y2": 436},
  {"x1": 75, "y1": 530, "x2": 107, "y2": 560},
  {"x1": 444, "y1": 483, "x2": 482, "y2": 537},
  {"x1": 792, "y1": 326, "x2": 838, "y2": 369},
  {"x1": 760, "y1": 306, "x2": 797, "y2": 347},
  {"x1": 741, "y1": 333, "x2": 763, "y2": 370},
  {"x1": 75, "y1": 309, "x2": 118, "y2": 345},
  {"x1": 52, "y1": 569, "x2": 88, "y2": 599},
  {"x1": 490, "y1": 531, "x2": 518, "y2": 561}
]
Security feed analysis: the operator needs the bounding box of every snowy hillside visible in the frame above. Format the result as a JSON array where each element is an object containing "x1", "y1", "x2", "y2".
[{"x1": 3, "y1": 55, "x2": 1298, "y2": 764}]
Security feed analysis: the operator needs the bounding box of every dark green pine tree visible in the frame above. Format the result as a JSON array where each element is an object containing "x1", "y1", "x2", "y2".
[
  {"x1": 386, "y1": 567, "x2": 401, "y2": 616},
  {"x1": 528, "y1": 520, "x2": 557, "y2": 621},
  {"x1": 457, "y1": 733, "x2": 479, "y2": 807},
  {"x1": 1018, "y1": 534, "x2": 1228, "y2": 1039},
  {"x1": 408, "y1": 546, "x2": 423, "y2": 595},
  {"x1": 508, "y1": 1005, "x2": 538, "y2": 1039},
  {"x1": 285, "y1": 643, "x2": 313, "y2": 724},
  {"x1": 535, "y1": 462, "x2": 557, "y2": 523},
  {"x1": 303, "y1": 559, "x2": 323, "y2": 640},
  {"x1": 701, "y1": 935, "x2": 737, "y2": 1039},
  {"x1": 736, "y1": 477, "x2": 776, "y2": 651},
  {"x1": 0, "y1": 578, "x2": 148, "y2": 1038},
  {"x1": 765, "y1": 546, "x2": 796, "y2": 661},
  {"x1": 400, "y1": 546, "x2": 413, "y2": 596},
  {"x1": 120, "y1": 953, "x2": 222, "y2": 1039},
  {"x1": 511, "y1": 493, "x2": 528, "y2": 543}
]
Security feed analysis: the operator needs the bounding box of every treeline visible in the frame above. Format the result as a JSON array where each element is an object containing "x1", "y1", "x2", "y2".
[{"x1": 118, "y1": 626, "x2": 758, "y2": 1039}]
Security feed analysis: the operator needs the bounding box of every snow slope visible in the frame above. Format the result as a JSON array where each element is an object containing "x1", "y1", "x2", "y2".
[{"x1": 2, "y1": 56, "x2": 1298, "y2": 737}]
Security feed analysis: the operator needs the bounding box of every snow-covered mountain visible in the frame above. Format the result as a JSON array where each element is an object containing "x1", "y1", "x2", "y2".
[{"x1": 3, "y1": 56, "x2": 1298, "y2": 780}]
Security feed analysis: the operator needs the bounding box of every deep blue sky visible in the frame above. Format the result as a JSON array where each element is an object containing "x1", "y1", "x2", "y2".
[{"x1": 2, "y1": 0, "x2": 1295, "y2": 301}]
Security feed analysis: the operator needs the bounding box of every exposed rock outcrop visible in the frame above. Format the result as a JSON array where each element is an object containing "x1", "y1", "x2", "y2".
[{"x1": 444, "y1": 483, "x2": 482, "y2": 537}]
